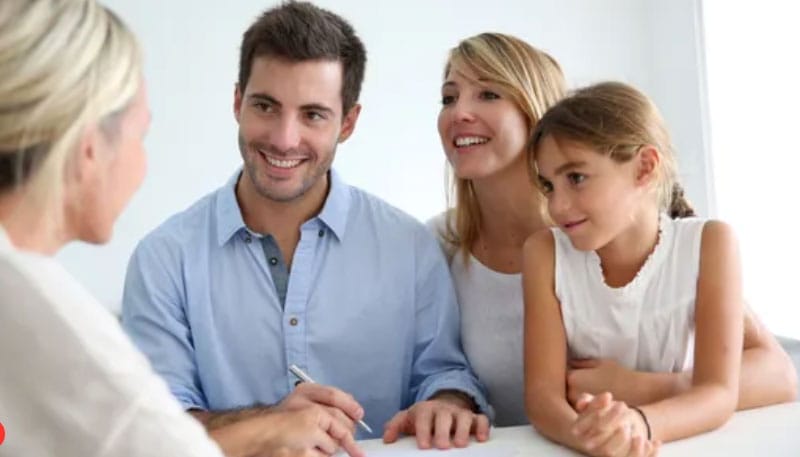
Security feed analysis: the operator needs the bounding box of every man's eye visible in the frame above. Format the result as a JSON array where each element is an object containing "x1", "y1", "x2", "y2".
[
  {"x1": 306, "y1": 111, "x2": 325, "y2": 121},
  {"x1": 441, "y1": 95, "x2": 455, "y2": 105},
  {"x1": 253, "y1": 102, "x2": 272, "y2": 112}
]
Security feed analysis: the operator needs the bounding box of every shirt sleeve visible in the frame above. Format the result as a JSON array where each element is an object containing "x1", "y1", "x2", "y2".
[
  {"x1": 121, "y1": 233, "x2": 208, "y2": 411},
  {"x1": 409, "y1": 225, "x2": 494, "y2": 420}
]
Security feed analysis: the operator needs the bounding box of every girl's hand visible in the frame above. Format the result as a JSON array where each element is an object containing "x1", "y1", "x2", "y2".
[{"x1": 572, "y1": 393, "x2": 660, "y2": 456}]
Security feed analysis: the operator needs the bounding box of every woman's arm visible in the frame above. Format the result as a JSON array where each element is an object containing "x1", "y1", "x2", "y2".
[
  {"x1": 637, "y1": 220, "x2": 744, "y2": 442},
  {"x1": 566, "y1": 307, "x2": 797, "y2": 409},
  {"x1": 737, "y1": 307, "x2": 798, "y2": 408}
]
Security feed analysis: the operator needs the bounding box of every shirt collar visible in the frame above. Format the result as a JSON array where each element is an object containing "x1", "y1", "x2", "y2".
[
  {"x1": 215, "y1": 168, "x2": 351, "y2": 246},
  {"x1": 317, "y1": 169, "x2": 350, "y2": 241}
]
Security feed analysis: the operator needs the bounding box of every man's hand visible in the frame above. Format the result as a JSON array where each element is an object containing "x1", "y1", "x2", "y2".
[
  {"x1": 207, "y1": 405, "x2": 364, "y2": 457},
  {"x1": 262, "y1": 406, "x2": 364, "y2": 457},
  {"x1": 382, "y1": 392, "x2": 490, "y2": 449},
  {"x1": 571, "y1": 393, "x2": 660, "y2": 457},
  {"x1": 276, "y1": 382, "x2": 365, "y2": 436}
]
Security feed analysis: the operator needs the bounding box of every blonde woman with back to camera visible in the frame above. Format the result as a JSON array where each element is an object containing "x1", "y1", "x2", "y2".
[
  {"x1": 0, "y1": 1, "x2": 361, "y2": 456},
  {"x1": 430, "y1": 32, "x2": 796, "y2": 430}
]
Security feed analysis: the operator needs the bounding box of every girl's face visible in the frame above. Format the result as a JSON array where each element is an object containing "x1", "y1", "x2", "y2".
[
  {"x1": 535, "y1": 135, "x2": 649, "y2": 251},
  {"x1": 437, "y1": 62, "x2": 529, "y2": 182}
]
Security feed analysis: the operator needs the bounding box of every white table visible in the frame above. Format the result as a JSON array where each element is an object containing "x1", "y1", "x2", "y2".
[{"x1": 353, "y1": 402, "x2": 800, "y2": 456}]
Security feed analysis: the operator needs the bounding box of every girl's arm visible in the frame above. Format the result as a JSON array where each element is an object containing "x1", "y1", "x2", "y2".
[
  {"x1": 637, "y1": 220, "x2": 744, "y2": 442},
  {"x1": 523, "y1": 229, "x2": 581, "y2": 447},
  {"x1": 567, "y1": 309, "x2": 797, "y2": 408},
  {"x1": 523, "y1": 230, "x2": 653, "y2": 455}
]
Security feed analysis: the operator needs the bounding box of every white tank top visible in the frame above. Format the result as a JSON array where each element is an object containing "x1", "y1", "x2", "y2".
[
  {"x1": 554, "y1": 216, "x2": 707, "y2": 372},
  {"x1": 427, "y1": 213, "x2": 528, "y2": 426}
]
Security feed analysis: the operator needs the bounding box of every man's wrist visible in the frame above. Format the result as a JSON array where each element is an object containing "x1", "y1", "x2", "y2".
[{"x1": 431, "y1": 389, "x2": 478, "y2": 412}]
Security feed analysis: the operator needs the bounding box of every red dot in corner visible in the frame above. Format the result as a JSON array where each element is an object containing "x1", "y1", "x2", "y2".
[{"x1": 0, "y1": 420, "x2": 5, "y2": 445}]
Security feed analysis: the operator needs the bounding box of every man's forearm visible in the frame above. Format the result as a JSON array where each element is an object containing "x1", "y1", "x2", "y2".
[{"x1": 190, "y1": 405, "x2": 275, "y2": 430}]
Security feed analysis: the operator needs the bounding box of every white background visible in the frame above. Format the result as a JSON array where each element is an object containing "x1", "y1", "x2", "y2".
[
  {"x1": 704, "y1": 0, "x2": 800, "y2": 338},
  {"x1": 58, "y1": 1, "x2": 714, "y2": 318}
]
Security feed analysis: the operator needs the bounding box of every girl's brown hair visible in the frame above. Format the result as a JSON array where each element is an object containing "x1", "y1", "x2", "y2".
[{"x1": 529, "y1": 81, "x2": 695, "y2": 219}]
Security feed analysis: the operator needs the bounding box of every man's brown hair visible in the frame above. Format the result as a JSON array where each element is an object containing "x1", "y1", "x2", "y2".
[{"x1": 238, "y1": 1, "x2": 366, "y2": 114}]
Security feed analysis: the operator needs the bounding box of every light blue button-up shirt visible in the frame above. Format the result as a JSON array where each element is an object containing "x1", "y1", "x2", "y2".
[{"x1": 121, "y1": 170, "x2": 489, "y2": 438}]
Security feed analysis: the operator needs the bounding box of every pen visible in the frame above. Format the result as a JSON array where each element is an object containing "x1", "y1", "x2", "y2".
[{"x1": 288, "y1": 364, "x2": 374, "y2": 434}]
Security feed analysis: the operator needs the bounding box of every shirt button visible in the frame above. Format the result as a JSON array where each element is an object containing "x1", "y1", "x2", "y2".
[
  {"x1": 289, "y1": 317, "x2": 299, "y2": 326},
  {"x1": 269, "y1": 257, "x2": 278, "y2": 266},
  {"x1": 294, "y1": 379, "x2": 303, "y2": 387},
  {"x1": 244, "y1": 235, "x2": 252, "y2": 243},
  {"x1": 318, "y1": 229, "x2": 324, "y2": 237}
]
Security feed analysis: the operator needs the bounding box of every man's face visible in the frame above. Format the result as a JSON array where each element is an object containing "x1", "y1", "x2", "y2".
[{"x1": 234, "y1": 56, "x2": 359, "y2": 203}]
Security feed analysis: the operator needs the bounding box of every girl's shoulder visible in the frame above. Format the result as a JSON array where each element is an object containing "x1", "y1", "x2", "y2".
[
  {"x1": 523, "y1": 228, "x2": 557, "y2": 265},
  {"x1": 667, "y1": 216, "x2": 733, "y2": 254}
]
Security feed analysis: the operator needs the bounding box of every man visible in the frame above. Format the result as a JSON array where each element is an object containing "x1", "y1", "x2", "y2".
[{"x1": 122, "y1": 2, "x2": 491, "y2": 455}]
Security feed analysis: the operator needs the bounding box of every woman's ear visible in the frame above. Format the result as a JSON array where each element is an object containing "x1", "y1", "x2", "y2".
[
  {"x1": 71, "y1": 124, "x2": 102, "y2": 184},
  {"x1": 635, "y1": 145, "x2": 661, "y2": 187}
]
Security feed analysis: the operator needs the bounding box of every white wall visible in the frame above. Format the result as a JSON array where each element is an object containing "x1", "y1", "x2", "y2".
[
  {"x1": 56, "y1": 0, "x2": 709, "y2": 312},
  {"x1": 703, "y1": 0, "x2": 800, "y2": 338}
]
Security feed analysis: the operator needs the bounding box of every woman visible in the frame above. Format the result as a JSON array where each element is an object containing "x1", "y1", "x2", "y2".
[
  {"x1": 430, "y1": 32, "x2": 796, "y2": 427},
  {"x1": 0, "y1": 1, "x2": 357, "y2": 456}
]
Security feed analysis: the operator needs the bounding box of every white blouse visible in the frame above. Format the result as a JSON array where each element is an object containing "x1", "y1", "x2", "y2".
[{"x1": 0, "y1": 226, "x2": 224, "y2": 457}]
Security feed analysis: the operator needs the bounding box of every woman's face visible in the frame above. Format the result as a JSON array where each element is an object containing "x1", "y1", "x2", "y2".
[
  {"x1": 70, "y1": 82, "x2": 150, "y2": 244},
  {"x1": 437, "y1": 62, "x2": 529, "y2": 182}
]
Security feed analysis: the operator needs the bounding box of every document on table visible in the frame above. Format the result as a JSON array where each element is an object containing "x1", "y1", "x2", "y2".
[{"x1": 338, "y1": 441, "x2": 520, "y2": 457}]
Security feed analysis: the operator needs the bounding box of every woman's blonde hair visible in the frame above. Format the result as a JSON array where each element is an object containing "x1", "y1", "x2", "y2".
[
  {"x1": 0, "y1": 0, "x2": 141, "y2": 224},
  {"x1": 529, "y1": 81, "x2": 695, "y2": 219},
  {"x1": 441, "y1": 33, "x2": 567, "y2": 262}
]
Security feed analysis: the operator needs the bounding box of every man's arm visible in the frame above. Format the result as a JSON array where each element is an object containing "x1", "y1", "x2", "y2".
[
  {"x1": 200, "y1": 407, "x2": 365, "y2": 457},
  {"x1": 383, "y1": 226, "x2": 491, "y2": 449},
  {"x1": 121, "y1": 234, "x2": 209, "y2": 410},
  {"x1": 189, "y1": 406, "x2": 274, "y2": 430}
]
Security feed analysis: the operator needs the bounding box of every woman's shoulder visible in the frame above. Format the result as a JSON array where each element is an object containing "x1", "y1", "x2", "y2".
[
  {"x1": 425, "y1": 210, "x2": 452, "y2": 237},
  {"x1": 425, "y1": 210, "x2": 458, "y2": 259}
]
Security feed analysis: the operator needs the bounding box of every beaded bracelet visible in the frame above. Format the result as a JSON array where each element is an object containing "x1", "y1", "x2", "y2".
[{"x1": 630, "y1": 406, "x2": 652, "y2": 440}]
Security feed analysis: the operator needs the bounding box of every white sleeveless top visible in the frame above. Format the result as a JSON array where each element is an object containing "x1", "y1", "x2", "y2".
[
  {"x1": 554, "y1": 216, "x2": 707, "y2": 372},
  {"x1": 428, "y1": 213, "x2": 528, "y2": 426}
]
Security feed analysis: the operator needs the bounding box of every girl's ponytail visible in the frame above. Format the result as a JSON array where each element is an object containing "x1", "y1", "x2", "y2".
[{"x1": 669, "y1": 183, "x2": 696, "y2": 219}]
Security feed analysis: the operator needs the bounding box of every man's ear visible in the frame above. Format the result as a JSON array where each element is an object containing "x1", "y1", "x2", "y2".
[
  {"x1": 337, "y1": 103, "x2": 362, "y2": 143},
  {"x1": 635, "y1": 145, "x2": 661, "y2": 187},
  {"x1": 233, "y1": 83, "x2": 243, "y2": 123}
]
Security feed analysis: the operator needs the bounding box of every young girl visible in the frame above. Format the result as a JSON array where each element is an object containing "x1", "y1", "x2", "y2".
[{"x1": 523, "y1": 81, "x2": 745, "y2": 456}]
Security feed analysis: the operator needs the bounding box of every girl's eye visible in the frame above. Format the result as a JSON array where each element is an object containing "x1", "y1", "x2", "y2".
[
  {"x1": 480, "y1": 90, "x2": 500, "y2": 100},
  {"x1": 538, "y1": 179, "x2": 553, "y2": 194},
  {"x1": 441, "y1": 95, "x2": 456, "y2": 105},
  {"x1": 567, "y1": 172, "x2": 586, "y2": 185}
]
